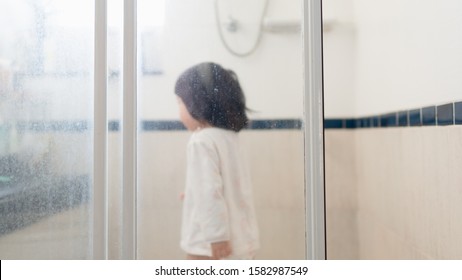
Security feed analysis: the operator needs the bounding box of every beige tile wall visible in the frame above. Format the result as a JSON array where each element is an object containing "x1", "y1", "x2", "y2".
[
  {"x1": 324, "y1": 130, "x2": 358, "y2": 259},
  {"x1": 0, "y1": 130, "x2": 306, "y2": 259},
  {"x1": 136, "y1": 130, "x2": 306, "y2": 260},
  {"x1": 241, "y1": 130, "x2": 305, "y2": 260},
  {"x1": 326, "y1": 126, "x2": 462, "y2": 259},
  {"x1": 6, "y1": 125, "x2": 459, "y2": 260}
]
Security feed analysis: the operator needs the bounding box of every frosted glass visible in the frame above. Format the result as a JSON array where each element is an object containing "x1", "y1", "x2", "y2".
[
  {"x1": 0, "y1": 0, "x2": 94, "y2": 259},
  {"x1": 136, "y1": 0, "x2": 305, "y2": 260}
]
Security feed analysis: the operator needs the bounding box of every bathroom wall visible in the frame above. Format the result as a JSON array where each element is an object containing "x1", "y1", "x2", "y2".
[
  {"x1": 324, "y1": 130, "x2": 358, "y2": 259},
  {"x1": 355, "y1": 127, "x2": 462, "y2": 259},
  {"x1": 324, "y1": 0, "x2": 462, "y2": 259},
  {"x1": 325, "y1": 0, "x2": 462, "y2": 118},
  {"x1": 137, "y1": 0, "x2": 303, "y2": 121},
  {"x1": 322, "y1": 0, "x2": 356, "y2": 118},
  {"x1": 353, "y1": 0, "x2": 462, "y2": 116}
]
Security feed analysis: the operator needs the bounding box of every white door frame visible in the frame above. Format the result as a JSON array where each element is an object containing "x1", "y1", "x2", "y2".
[{"x1": 303, "y1": 0, "x2": 326, "y2": 260}]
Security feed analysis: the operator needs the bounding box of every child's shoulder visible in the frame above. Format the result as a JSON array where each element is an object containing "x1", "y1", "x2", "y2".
[
  {"x1": 190, "y1": 127, "x2": 235, "y2": 145},
  {"x1": 196, "y1": 127, "x2": 235, "y2": 138}
]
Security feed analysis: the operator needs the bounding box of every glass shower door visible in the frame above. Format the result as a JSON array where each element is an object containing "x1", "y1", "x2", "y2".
[
  {"x1": 0, "y1": 0, "x2": 95, "y2": 259},
  {"x1": 134, "y1": 0, "x2": 325, "y2": 260}
]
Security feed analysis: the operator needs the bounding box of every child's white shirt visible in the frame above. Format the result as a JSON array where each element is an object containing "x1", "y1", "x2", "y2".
[{"x1": 180, "y1": 127, "x2": 259, "y2": 257}]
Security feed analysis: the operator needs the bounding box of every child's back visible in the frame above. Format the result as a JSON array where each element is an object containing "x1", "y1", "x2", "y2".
[
  {"x1": 181, "y1": 127, "x2": 259, "y2": 259},
  {"x1": 175, "y1": 62, "x2": 259, "y2": 259}
]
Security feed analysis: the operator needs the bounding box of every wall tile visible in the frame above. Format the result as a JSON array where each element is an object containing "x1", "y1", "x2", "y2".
[
  {"x1": 437, "y1": 103, "x2": 454, "y2": 126},
  {"x1": 324, "y1": 119, "x2": 344, "y2": 129},
  {"x1": 398, "y1": 111, "x2": 408, "y2": 127},
  {"x1": 409, "y1": 109, "x2": 422, "y2": 126},
  {"x1": 380, "y1": 113, "x2": 397, "y2": 127},
  {"x1": 351, "y1": 127, "x2": 462, "y2": 259},
  {"x1": 455, "y1": 102, "x2": 462, "y2": 125},
  {"x1": 372, "y1": 116, "x2": 380, "y2": 127},
  {"x1": 325, "y1": 130, "x2": 359, "y2": 259},
  {"x1": 420, "y1": 106, "x2": 436, "y2": 126}
]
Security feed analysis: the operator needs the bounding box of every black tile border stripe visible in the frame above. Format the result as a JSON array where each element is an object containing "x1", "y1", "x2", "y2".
[
  {"x1": 16, "y1": 121, "x2": 89, "y2": 132},
  {"x1": 7, "y1": 101, "x2": 462, "y2": 132},
  {"x1": 324, "y1": 101, "x2": 462, "y2": 129},
  {"x1": 248, "y1": 119, "x2": 302, "y2": 130},
  {"x1": 142, "y1": 120, "x2": 185, "y2": 131},
  {"x1": 140, "y1": 119, "x2": 303, "y2": 131},
  {"x1": 10, "y1": 119, "x2": 303, "y2": 132}
]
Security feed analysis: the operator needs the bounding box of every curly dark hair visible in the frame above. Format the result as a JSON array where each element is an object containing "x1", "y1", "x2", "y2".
[{"x1": 175, "y1": 62, "x2": 249, "y2": 132}]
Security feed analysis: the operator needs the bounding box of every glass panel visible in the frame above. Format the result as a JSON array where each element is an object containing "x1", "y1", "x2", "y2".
[
  {"x1": 0, "y1": 0, "x2": 94, "y2": 259},
  {"x1": 136, "y1": 0, "x2": 305, "y2": 259}
]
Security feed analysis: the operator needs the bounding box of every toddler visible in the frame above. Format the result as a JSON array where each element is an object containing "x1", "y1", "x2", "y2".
[{"x1": 175, "y1": 62, "x2": 259, "y2": 260}]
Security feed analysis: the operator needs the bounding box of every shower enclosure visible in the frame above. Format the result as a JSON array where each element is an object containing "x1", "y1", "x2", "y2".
[{"x1": 0, "y1": 0, "x2": 325, "y2": 259}]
